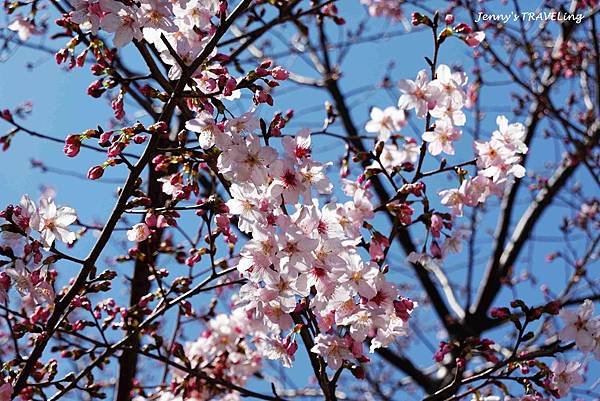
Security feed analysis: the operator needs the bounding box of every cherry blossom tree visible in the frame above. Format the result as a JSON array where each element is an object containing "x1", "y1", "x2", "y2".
[{"x1": 0, "y1": 1, "x2": 599, "y2": 401}]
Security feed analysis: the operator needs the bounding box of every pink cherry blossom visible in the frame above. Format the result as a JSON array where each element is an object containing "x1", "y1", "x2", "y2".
[
  {"x1": 311, "y1": 333, "x2": 353, "y2": 370},
  {"x1": 0, "y1": 383, "x2": 13, "y2": 401},
  {"x1": 422, "y1": 118, "x2": 462, "y2": 156},
  {"x1": 398, "y1": 70, "x2": 435, "y2": 118},
  {"x1": 550, "y1": 360, "x2": 584, "y2": 397},
  {"x1": 8, "y1": 15, "x2": 39, "y2": 41},
  {"x1": 127, "y1": 223, "x2": 151, "y2": 242},
  {"x1": 365, "y1": 106, "x2": 406, "y2": 141},
  {"x1": 559, "y1": 299, "x2": 599, "y2": 352},
  {"x1": 465, "y1": 31, "x2": 486, "y2": 47},
  {"x1": 100, "y1": 1, "x2": 143, "y2": 48},
  {"x1": 185, "y1": 112, "x2": 223, "y2": 149},
  {"x1": 30, "y1": 198, "x2": 77, "y2": 248}
]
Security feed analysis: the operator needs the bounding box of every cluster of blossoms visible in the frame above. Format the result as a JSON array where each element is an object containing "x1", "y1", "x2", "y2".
[
  {"x1": 67, "y1": 0, "x2": 286, "y2": 102},
  {"x1": 0, "y1": 195, "x2": 77, "y2": 313},
  {"x1": 364, "y1": 63, "x2": 511, "y2": 263},
  {"x1": 70, "y1": 0, "x2": 218, "y2": 56},
  {"x1": 360, "y1": 0, "x2": 404, "y2": 21},
  {"x1": 364, "y1": 106, "x2": 422, "y2": 173},
  {"x1": 4, "y1": 0, "x2": 599, "y2": 399},
  {"x1": 399, "y1": 64, "x2": 468, "y2": 155},
  {"x1": 134, "y1": 310, "x2": 264, "y2": 401},
  {"x1": 178, "y1": 110, "x2": 417, "y2": 372},
  {"x1": 390, "y1": 62, "x2": 527, "y2": 219},
  {"x1": 368, "y1": 63, "x2": 476, "y2": 175},
  {"x1": 439, "y1": 115, "x2": 528, "y2": 217}
]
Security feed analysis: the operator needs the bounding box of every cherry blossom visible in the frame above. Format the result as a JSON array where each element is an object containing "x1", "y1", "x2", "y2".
[
  {"x1": 465, "y1": 31, "x2": 486, "y2": 47},
  {"x1": 4, "y1": 260, "x2": 54, "y2": 308},
  {"x1": 398, "y1": 70, "x2": 435, "y2": 118},
  {"x1": 30, "y1": 197, "x2": 77, "y2": 249},
  {"x1": 70, "y1": 0, "x2": 105, "y2": 34},
  {"x1": 8, "y1": 15, "x2": 38, "y2": 41},
  {"x1": 311, "y1": 334, "x2": 354, "y2": 370},
  {"x1": 558, "y1": 299, "x2": 599, "y2": 353},
  {"x1": 127, "y1": 223, "x2": 151, "y2": 242},
  {"x1": 422, "y1": 118, "x2": 462, "y2": 156},
  {"x1": 99, "y1": 1, "x2": 143, "y2": 48},
  {"x1": 550, "y1": 360, "x2": 584, "y2": 397},
  {"x1": 365, "y1": 106, "x2": 406, "y2": 141},
  {"x1": 335, "y1": 254, "x2": 379, "y2": 299},
  {"x1": 360, "y1": 0, "x2": 405, "y2": 21},
  {"x1": 185, "y1": 112, "x2": 223, "y2": 149},
  {"x1": 0, "y1": 383, "x2": 13, "y2": 401},
  {"x1": 492, "y1": 115, "x2": 528, "y2": 154},
  {"x1": 259, "y1": 335, "x2": 297, "y2": 368},
  {"x1": 429, "y1": 64, "x2": 467, "y2": 109}
]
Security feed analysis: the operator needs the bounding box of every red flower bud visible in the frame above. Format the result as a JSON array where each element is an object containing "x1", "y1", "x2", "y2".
[
  {"x1": 63, "y1": 134, "x2": 81, "y2": 157},
  {"x1": 1, "y1": 109, "x2": 13, "y2": 122},
  {"x1": 271, "y1": 66, "x2": 289, "y2": 80},
  {"x1": 87, "y1": 165, "x2": 104, "y2": 180},
  {"x1": 87, "y1": 80, "x2": 105, "y2": 98},
  {"x1": 454, "y1": 23, "x2": 472, "y2": 34}
]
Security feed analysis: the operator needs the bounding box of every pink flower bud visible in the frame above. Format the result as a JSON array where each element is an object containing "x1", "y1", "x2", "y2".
[
  {"x1": 107, "y1": 141, "x2": 125, "y2": 157},
  {"x1": 55, "y1": 48, "x2": 68, "y2": 65},
  {"x1": 145, "y1": 213, "x2": 157, "y2": 228},
  {"x1": 271, "y1": 66, "x2": 289, "y2": 80},
  {"x1": 87, "y1": 165, "x2": 104, "y2": 180},
  {"x1": 454, "y1": 22, "x2": 472, "y2": 34},
  {"x1": 259, "y1": 59, "x2": 272, "y2": 69},
  {"x1": 430, "y1": 213, "x2": 443, "y2": 238},
  {"x1": 490, "y1": 307, "x2": 510, "y2": 319},
  {"x1": 465, "y1": 31, "x2": 485, "y2": 47},
  {"x1": 156, "y1": 214, "x2": 169, "y2": 228},
  {"x1": 430, "y1": 240, "x2": 443, "y2": 259},
  {"x1": 63, "y1": 134, "x2": 81, "y2": 157},
  {"x1": 87, "y1": 80, "x2": 105, "y2": 98},
  {"x1": 255, "y1": 67, "x2": 269, "y2": 77},
  {"x1": 76, "y1": 50, "x2": 87, "y2": 67},
  {"x1": 111, "y1": 93, "x2": 125, "y2": 120},
  {"x1": 99, "y1": 132, "x2": 113, "y2": 146},
  {"x1": 90, "y1": 63, "x2": 106, "y2": 76},
  {"x1": 1, "y1": 109, "x2": 13, "y2": 122},
  {"x1": 0, "y1": 272, "x2": 10, "y2": 290}
]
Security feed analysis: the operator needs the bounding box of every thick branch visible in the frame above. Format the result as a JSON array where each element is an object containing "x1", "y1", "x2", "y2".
[
  {"x1": 474, "y1": 124, "x2": 600, "y2": 317},
  {"x1": 375, "y1": 348, "x2": 441, "y2": 394}
]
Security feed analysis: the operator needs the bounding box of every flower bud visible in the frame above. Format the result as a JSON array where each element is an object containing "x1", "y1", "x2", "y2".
[
  {"x1": 454, "y1": 22, "x2": 472, "y2": 34},
  {"x1": 87, "y1": 80, "x2": 105, "y2": 98},
  {"x1": 271, "y1": 66, "x2": 289, "y2": 80},
  {"x1": 87, "y1": 165, "x2": 104, "y2": 180},
  {"x1": 464, "y1": 31, "x2": 485, "y2": 47},
  {"x1": 411, "y1": 12, "x2": 432, "y2": 27},
  {"x1": 148, "y1": 121, "x2": 168, "y2": 134},
  {"x1": 1, "y1": 109, "x2": 13, "y2": 122},
  {"x1": 63, "y1": 134, "x2": 81, "y2": 157}
]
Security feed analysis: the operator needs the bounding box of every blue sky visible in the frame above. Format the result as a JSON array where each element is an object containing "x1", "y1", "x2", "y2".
[{"x1": 0, "y1": 0, "x2": 598, "y2": 399}]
